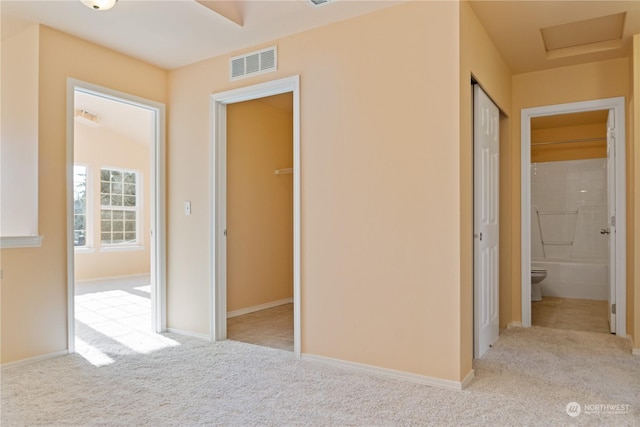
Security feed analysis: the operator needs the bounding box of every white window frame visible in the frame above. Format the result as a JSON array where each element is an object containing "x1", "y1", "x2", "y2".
[
  {"x1": 73, "y1": 163, "x2": 93, "y2": 252},
  {"x1": 99, "y1": 166, "x2": 143, "y2": 250}
]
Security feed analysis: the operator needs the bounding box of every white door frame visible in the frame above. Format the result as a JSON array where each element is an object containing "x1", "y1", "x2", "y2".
[
  {"x1": 520, "y1": 96, "x2": 626, "y2": 336},
  {"x1": 66, "y1": 79, "x2": 167, "y2": 353},
  {"x1": 210, "y1": 76, "x2": 301, "y2": 357}
]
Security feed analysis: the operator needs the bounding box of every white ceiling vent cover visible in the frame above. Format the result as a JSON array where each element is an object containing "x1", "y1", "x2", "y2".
[{"x1": 230, "y1": 46, "x2": 277, "y2": 81}]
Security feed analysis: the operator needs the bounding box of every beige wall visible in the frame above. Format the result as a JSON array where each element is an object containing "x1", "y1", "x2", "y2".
[
  {"x1": 510, "y1": 58, "x2": 631, "y2": 327},
  {"x1": 0, "y1": 18, "x2": 39, "y2": 237},
  {"x1": 74, "y1": 124, "x2": 151, "y2": 282},
  {"x1": 226, "y1": 97, "x2": 293, "y2": 312},
  {"x1": 459, "y1": 0, "x2": 512, "y2": 371},
  {"x1": 531, "y1": 123, "x2": 607, "y2": 163},
  {"x1": 168, "y1": 1, "x2": 466, "y2": 382},
  {"x1": 632, "y1": 34, "x2": 640, "y2": 349},
  {"x1": 0, "y1": 26, "x2": 167, "y2": 364}
]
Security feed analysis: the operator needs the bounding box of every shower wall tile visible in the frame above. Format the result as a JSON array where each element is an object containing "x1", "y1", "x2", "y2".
[{"x1": 531, "y1": 158, "x2": 608, "y2": 261}]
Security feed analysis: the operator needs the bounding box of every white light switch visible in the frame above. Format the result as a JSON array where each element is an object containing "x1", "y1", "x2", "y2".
[{"x1": 184, "y1": 201, "x2": 191, "y2": 215}]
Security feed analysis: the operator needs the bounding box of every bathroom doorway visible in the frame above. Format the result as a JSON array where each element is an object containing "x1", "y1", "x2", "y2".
[{"x1": 520, "y1": 97, "x2": 626, "y2": 336}]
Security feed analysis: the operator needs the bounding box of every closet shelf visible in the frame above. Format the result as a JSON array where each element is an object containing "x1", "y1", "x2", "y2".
[
  {"x1": 542, "y1": 241, "x2": 574, "y2": 246},
  {"x1": 274, "y1": 168, "x2": 293, "y2": 175}
]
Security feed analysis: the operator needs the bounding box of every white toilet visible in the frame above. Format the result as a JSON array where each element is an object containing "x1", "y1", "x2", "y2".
[{"x1": 531, "y1": 268, "x2": 547, "y2": 302}]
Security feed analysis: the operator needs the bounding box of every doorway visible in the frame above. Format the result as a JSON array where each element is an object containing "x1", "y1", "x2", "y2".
[
  {"x1": 520, "y1": 97, "x2": 626, "y2": 336},
  {"x1": 210, "y1": 76, "x2": 301, "y2": 357},
  {"x1": 225, "y1": 93, "x2": 294, "y2": 351},
  {"x1": 66, "y1": 80, "x2": 167, "y2": 358}
]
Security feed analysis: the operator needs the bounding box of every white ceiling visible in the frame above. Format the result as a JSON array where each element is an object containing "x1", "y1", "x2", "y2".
[
  {"x1": 75, "y1": 90, "x2": 155, "y2": 145},
  {"x1": 1, "y1": 0, "x2": 404, "y2": 70}
]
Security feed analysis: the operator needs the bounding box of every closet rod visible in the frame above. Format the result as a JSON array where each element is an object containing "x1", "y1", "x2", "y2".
[{"x1": 531, "y1": 137, "x2": 606, "y2": 147}]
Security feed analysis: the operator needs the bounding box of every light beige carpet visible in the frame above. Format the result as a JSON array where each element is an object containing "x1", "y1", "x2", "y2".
[{"x1": 2, "y1": 327, "x2": 638, "y2": 426}]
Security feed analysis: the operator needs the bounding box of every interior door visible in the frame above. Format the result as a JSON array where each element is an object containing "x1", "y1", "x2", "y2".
[
  {"x1": 607, "y1": 109, "x2": 616, "y2": 333},
  {"x1": 473, "y1": 84, "x2": 499, "y2": 358}
]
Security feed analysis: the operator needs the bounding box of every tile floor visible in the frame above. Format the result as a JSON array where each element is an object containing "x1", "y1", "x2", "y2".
[
  {"x1": 227, "y1": 304, "x2": 294, "y2": 352},
  {"x1": 532, "y1": 297, "x2": 611, "y2": 334},
  {"x1": 74, "y1": 275, "x2": 180, "y2": 365}
]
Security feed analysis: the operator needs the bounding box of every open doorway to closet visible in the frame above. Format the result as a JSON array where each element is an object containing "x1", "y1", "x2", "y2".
[
  {"x1": 67, "y1": 80, "x2": 168, "y2": 364},
  {"x1": 210, "y1": 76, "x2": 301, "y2": 357},
  {"x1": 225, "y1": 93, "x2": 294, "y2": 351}
]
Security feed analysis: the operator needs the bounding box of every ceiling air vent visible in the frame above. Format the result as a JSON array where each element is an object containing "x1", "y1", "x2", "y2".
[{"x1": 230, "y1": 46, "x2": 277, "y2": 81}]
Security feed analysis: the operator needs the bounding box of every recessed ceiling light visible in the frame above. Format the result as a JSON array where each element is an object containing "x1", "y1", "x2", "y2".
[
  {"x1": 81, "y1": 0, "x2": 118, "y2": 11},
  {"x1": 309, "y1": 0, "x2": 332, "y2": 6}
]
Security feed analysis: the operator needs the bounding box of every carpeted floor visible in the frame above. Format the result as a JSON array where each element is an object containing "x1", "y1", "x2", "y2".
[{"x1": 2, "y1": 327, "x2": 638, "y2": 426}]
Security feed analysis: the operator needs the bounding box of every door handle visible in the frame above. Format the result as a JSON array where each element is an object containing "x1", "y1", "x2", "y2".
[
  {"x1": 600, "y1": 228, "x2": 610, "y2": 235},
  {"x1": 474, "y1": 232, "x2": 483, "y2": 241}
]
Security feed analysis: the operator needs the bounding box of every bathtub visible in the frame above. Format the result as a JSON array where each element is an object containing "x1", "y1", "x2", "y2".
[{"x1": 531, "y1": 259, "x2": 609, "y2": 300}]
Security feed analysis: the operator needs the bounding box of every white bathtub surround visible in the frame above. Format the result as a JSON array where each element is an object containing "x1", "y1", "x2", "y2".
[
  {"x1": 531, "y1": 159, "x2": 609, "y2": 262},
  {"x1": 531, "y1": 159, "x2": 610, "y2": 300},
  {"x1": 532, "y1": 260, "x2": 608, "y2": 300}
]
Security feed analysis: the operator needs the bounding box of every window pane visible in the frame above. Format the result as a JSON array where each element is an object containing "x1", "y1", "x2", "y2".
[
  {"x1": 99, "y1": 168, "x2": 138, "y2": 245},
  {"x1": 124, "y1": 196, "x2": 136, "y2": 207},
  {"x1": 73, "y1": 165, "x2": 87, "y2": 247},
  {"x1": 111, "y1": 182, "x2": 122, "y2": 194},
  {"x1": 74, "y1": 230, "x2": 86, "y2": 247}
]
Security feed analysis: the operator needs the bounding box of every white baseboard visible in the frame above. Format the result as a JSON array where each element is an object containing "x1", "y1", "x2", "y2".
[
  {"x1": 227, "y1": 298, "x2": 293, "y2": 318},
  {"x1": 75, "y1": 273, "x2": 150, "y2": 285},
  {"x1": 1, "y1": 350, "x2": 68, "y2": 370},
  {"x1": 301, "y1": 353, "x2": 472, "y2": 391},
  {"x1": 166, "y1": 328, "x2": 211, "y2": 341},
  {"x1": 507, "y1": 321, "x2": 523, "y2": 328}
]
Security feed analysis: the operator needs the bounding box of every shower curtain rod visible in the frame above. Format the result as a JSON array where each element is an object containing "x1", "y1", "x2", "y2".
[{"x1": 531, "y1": 137, "x2": 606, "y2": 147}]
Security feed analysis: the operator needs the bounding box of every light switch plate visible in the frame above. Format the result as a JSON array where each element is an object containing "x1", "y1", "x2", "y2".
[{"x1": 185, "y1": 201, "x2": 191, "y2": 215}]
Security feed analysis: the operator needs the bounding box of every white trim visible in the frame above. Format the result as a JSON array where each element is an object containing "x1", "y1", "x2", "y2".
[
  {"x1": 301, "y1": 354, "x2": 474, "y2": 391},
  {"x1": 99, "y1": 245, "x2": 145, "y2": 253},
  {"x1": 166, "y1": 328, "x2": 210, "y2": 341},
  {"x1": 66, "y1": 79, "x2": 167, "y2": 356},
  {"x1": 520, "y1": 97, "x2": 626, "y2": 337},
  {"x1": 0, "y1": 235, "x2": 43, "y2": 248},
  {"x1": 74, "y1": 247, "x2": 96, "y2": 254},
  {"x1": 227, "y1": 298, "x2": 293, "y2": 318},
  {"x1": 210, "y1": 76, "x2": 301, "y2": 359},
  {"x1": 1, "y1": 350, "x2": 68, "y2": 370},
  {"x1": 507, "y1": 321, "x2": 523, "y2": 329},
  {"x1": 75, "y1": 273, "x2": 149, "y2": 285}
]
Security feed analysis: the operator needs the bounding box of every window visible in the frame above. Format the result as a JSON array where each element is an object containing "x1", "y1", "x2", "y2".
[
  {"x1": 73, "y1": 165, "x2": 88, "y2": 247},
  {"x1": 100, "y1": 168, "x2": 139, "y2": 245}
]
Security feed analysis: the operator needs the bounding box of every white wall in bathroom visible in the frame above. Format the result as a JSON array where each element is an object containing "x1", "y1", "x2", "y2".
[{"x1": 531, "y1": 158, "x2": 609, "y2": 262}]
